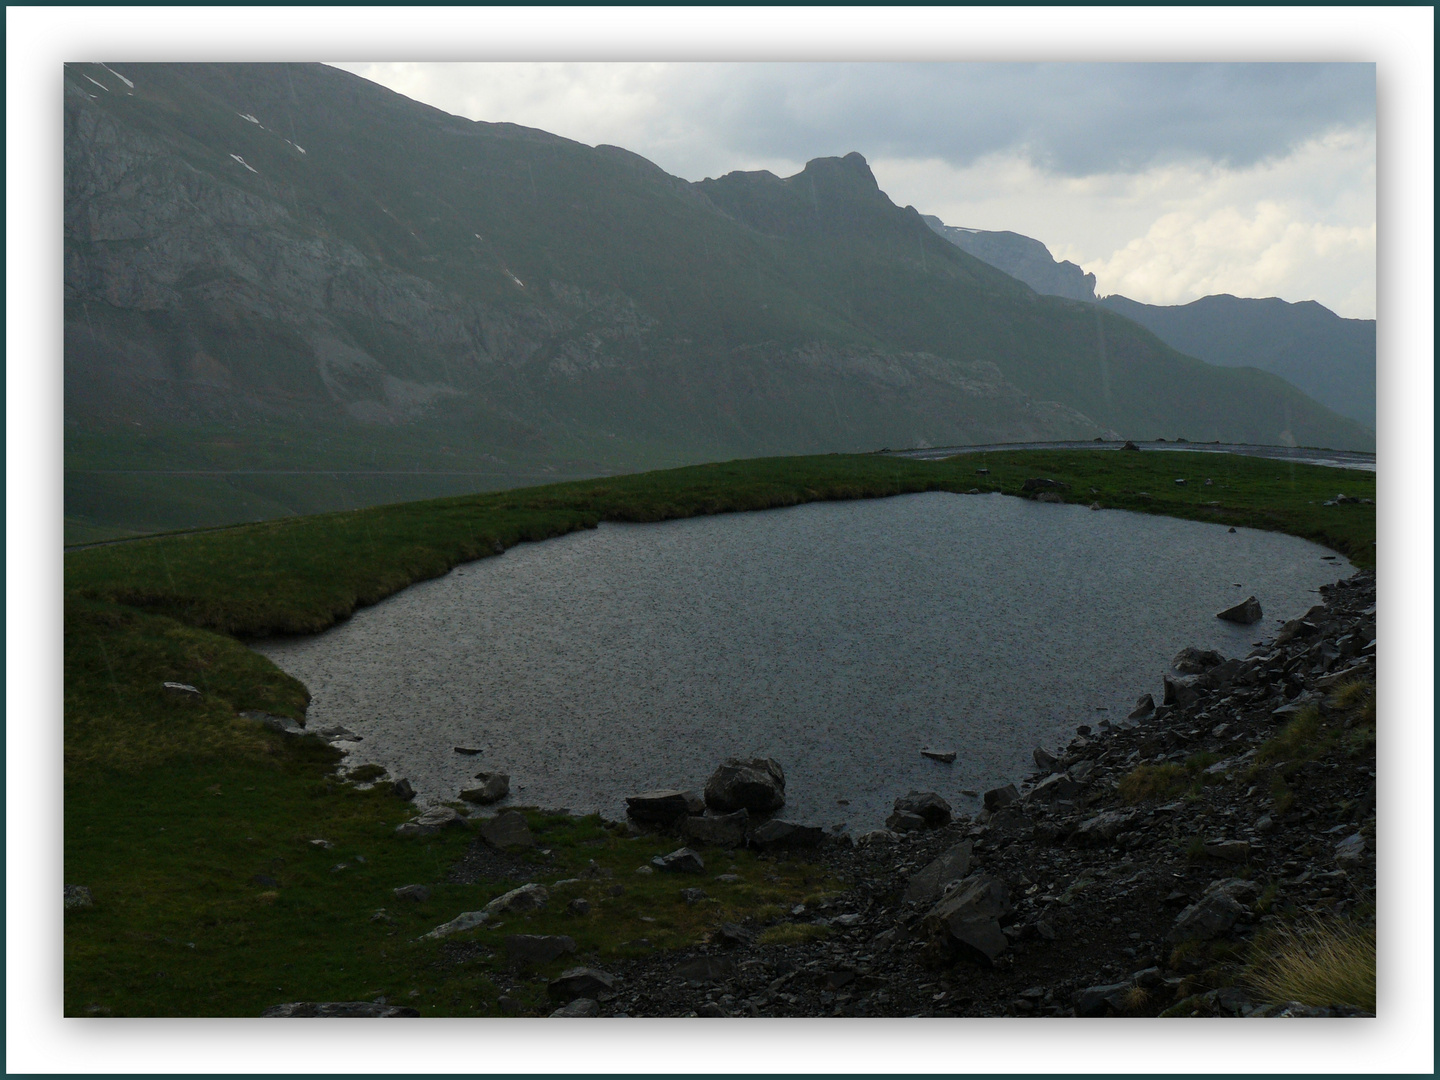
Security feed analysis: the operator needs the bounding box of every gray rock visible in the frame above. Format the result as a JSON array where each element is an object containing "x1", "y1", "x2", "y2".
[
  {"x1": 1073, "y1": 810, "x2": 1139, "y2": 845},
  {"x1": 549, "y1": 997, "x2": 599, "y2": 1017},
  {"x1": 920, "y1": 749, "x2": 957, "y2": 763},
  {"x1": 624, "y1": 789, "x2": 694, "y2": 825},
  {"x1": 420, "y1": 910, "x2": 490, "y2": 940},
  {"x1": 716, "y1": 923, "x2": 755, "y2": 946},
  {"x1": 1335, "y1": 833, "x2": 1367, "y2": 869},
  {"x1": 1168, "y1": 879, "x2": 1259, "y2": 943},
  {"x1": 885, "y1": 810, "x2": 927, "y2": 832},
  {"x1": 461, "y1": 772, "x2": 509, "y2": 805},
  {"x1": 241, "y1": 710, "x2": 304, "y2": 735},
  {"x1": 903, "y1": 841, "x2": 974, "y2": 906},
  {"x1": 452, "y1": 746, "x2": 482, "y2": 755},
  {"x1": 1203, "y1": 839, "x2": 1251, "y2": 863},
  {"x1": 1173, "y1": 646, "x2": 1223, "y2": 674},
  {"x1": 652, "y1": 847, "x2": 705, "y2": 873},
  {"x1": 1027, "y1": 772, "x2": 1082, "y2": 803},
  {"x1": 486, "y1": 883, "x2": 549, "y2": 915},
  {"x1": 1217, "y1": 596, "x2": 1263, "y2": 625},
  {"x1": 505, "y1": 933, "x2": 577, "y2": 971},
  {"x1": 391, "y1": 778, "x2": 416, "y2": 801},
  {"x1": 1163, "y1": 673, "x2": 1204, "y2": 709},
  {"x1": 921, "y1": 873, "x2": 1012, "y2": 965},
  {"x1": 984, "y1": 806, "x2": 1034, "y2": 844},
  {"x1": 748, "y1": 819, "x2": 825, "y2": 851},
  {"x1": 703, "y1": 758, "x2": 786, "y2": 813},
  {"x1": 567, "y1": 898, "x2": 591, "y2": 916},
  {"x1": 679, "y1": 887, "x2": 708, "y2": 904},
  {"x1": 983, "y1": 784, "x2": 1019, "y2": 811},
  {"x1": 548, "y1": 967, "x2": 619, "y2": 1002},
  {"x1": 480, "y1": 810, "x2": 534, "y2": 850},
  {"x1": 674, "y1": 955, "x2": 735, "y2": 983},
  {"x1": 681, "y1": 808, "x2": 749, "y2": 849},
  {"x1": 262, "y1": 1001, "x2": 419, "y2": 1017},
  {"x1": 1032, "y1": 746, "x2": 1059, "y2": 772},
  {"x1": 392, "y1": 884, "x2": 430, "y2": 903},
  {"x1": 395, "y1": 805, "x2": 463, "y2": 838},
  {"x1": 855, "y1": 829, "x2": 901, "y2": 846},
  {"x1": 1074, "y1": 982, "x2": 1133, "y2": 1017},
  {"x1": 163, "y1": 681, "x2": 201, "y2": 699},
  {"x1": 64, "y1": 885, "x2": 94, "y2": 909},
  {"x1": 893, "y1": 790, "x2": 952, "y2": 827}
]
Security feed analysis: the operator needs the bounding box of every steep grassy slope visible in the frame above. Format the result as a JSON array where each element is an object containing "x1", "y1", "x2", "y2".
[{"x1": 65, "y1": 62, "x2": 1374, "y2": 538}]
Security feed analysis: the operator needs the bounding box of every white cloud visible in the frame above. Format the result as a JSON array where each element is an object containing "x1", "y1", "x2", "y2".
[{"x1": 873, "y1": 126, "x2": 1375, "y2": 317}]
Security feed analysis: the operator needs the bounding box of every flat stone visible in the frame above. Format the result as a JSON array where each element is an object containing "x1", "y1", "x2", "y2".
[
  {"x1": 392, "y1": 884, "x2": 430, "y2": 903},
  {"x1": 716, "y1": 923, "x2": 755, "y2": 946},
  {"x1": 674, "y1": 955, "x2": 736, "y2": 983},
  {"x1": 625, "y1": 789, "x2": 694, "y2": 825},
  {"x1": 1334, "y1": 833, "x2": 1367, "y2": 869},
  {"x1": 1217, "y1": 596, "x2": 1263, "y2": 625},
  {"x1": 505, "y1": 934, "x2": 577, "y2": 971},
  {"x1": 452, "y1": 746, "x2": 482, "y2": 755},
  {"x1": 396, "y1": 805, "x2": 463, "y2": 838},
  {"x1": 748, "y1": 819, "x2": 825, "y2": 850},
  {"x1": 681, "y1": 808, "x2": 749, "y2": 849},
  {"x1": 485, "y1": 883, "x2": 549, "y2": 915},
  {"x1": 652, "y1": 847, "x2": 705, "y2": 873},
  {"x1": 549, "y1": 997, "x2": 599, "y2": 1017},
  {"x1": 547, "y1": 967, "x2": 619, "y2": 1002},
  {"x1": 903, "y1": 841, "x2": 974, "y2": 906},
  {"x1": 419, "y1": 910, "x2": 490, "y2": 940},
  {"x1": 262, "y1": 1001, "x2": 419, "y2": 1017},
  {"x1": 1073, "y1": 810, "x2": 1139, "y2": 845},
  {"x1": 679, "y1": 887, "x2": 709, "y2": 904},
  {"x1": 480, "y1": 810, "x2": 534, "y2": 850},
  {"x1": 921, "y1": 749, "x2": 957, "y2": 763},
  {"x1": 163, "y1": 681, "x2": 201, "y2": 699},
  {"x1": 1027, "y1": 772, "x2": 1082, "y2": 803}
]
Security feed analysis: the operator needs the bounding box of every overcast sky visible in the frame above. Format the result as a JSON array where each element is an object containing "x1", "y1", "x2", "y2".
[{"x1": 332, "y1": 62, "x2": 1376, "y2": 319}]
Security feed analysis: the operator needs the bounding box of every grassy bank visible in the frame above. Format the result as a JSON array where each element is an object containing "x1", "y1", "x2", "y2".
[{"x1": 63, "y1": 449, "x2": 1375, "y2": 1015}]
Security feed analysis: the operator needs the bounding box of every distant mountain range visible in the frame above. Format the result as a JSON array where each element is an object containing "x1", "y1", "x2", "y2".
[
  {"x1": 923, "y1": 220, "x2": 1375, "y2": 429},
  {"x1": 63, "y1": 62, "x2": 1374, "y2": 536}
]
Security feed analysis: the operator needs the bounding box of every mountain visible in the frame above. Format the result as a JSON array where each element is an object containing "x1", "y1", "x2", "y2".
[
  {"x1": 922, "y1": 217, "x2": 1098, "y2": 302},
  {"x1": 1095, "y1": 295, "x2": 1376, "y2": 429},
  {"x1": 63, "y1": 62, "x2": 1374, "y2": 537},
  {"x1": 922, "y1": 218, "x2": 1375, "y2": 430}
]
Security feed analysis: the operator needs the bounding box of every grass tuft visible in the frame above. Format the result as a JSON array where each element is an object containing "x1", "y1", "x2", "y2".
[{"x1": 1246, "y1": 917, "x2": 1376, "y2": 1014}]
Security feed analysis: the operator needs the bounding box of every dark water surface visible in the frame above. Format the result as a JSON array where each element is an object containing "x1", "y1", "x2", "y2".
[{"x1": 255, "y1": 493, "x2": 1350, "y2": 830}]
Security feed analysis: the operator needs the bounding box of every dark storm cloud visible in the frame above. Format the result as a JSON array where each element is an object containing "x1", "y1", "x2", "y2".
[{"x1": 682, "y1": 62, "x2": 1375, "y2": 176}]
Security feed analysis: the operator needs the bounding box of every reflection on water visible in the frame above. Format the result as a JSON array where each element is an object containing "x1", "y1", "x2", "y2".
[{"x1": 256, "y1": 493, "x2": 1350, "y2": 830}]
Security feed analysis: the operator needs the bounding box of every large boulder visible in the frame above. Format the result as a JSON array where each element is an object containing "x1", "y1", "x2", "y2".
[
  {"x1": 983, "y1": 784, "x2": 1019, "y2": 811},
  {"x1": 747, "y1": 819, "x2": 825, "y2": 851},
  {"x1": 703, "y1": 758, "x2": 786, "y2": 813},
  {"x1": 395, "y1": 805, "x2": 463, "y2": 838},
  {"x1": 681, "y1": 808, "x2": 749, "y2": 849},
  {"x1": 903, "y1": 841, "x2": 974, "y2": 906},
  {"x1": 920, "y1": 873, "x2": 1012, "y2": 965},
  {"x1": 893, "y1": 790, "x2": 952, "y2": 827},
  {"x1": 1217, "y1": 596, "x2": 1263, "y2": 625},
  {"x1": 1162, "y1": 673, "x2": 1204, "y2": 710}
]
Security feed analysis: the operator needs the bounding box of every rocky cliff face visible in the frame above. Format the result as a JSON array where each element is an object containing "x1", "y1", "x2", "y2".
[{"x1": 923, "y1": 217, "x2": 1098, "y2": 303}]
